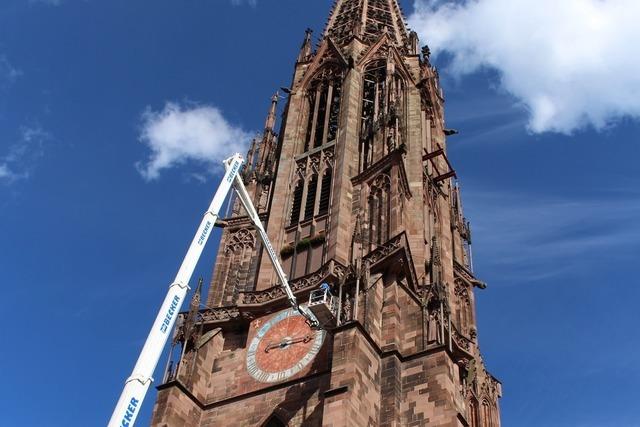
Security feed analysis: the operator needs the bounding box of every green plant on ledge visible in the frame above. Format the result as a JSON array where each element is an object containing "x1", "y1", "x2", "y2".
[
  {"x1": 279, "y1": 232, "x2": 326, "y2": 257},
  {"x1": 280, "y1": 244, "x2": 295, "y2": 257},
  {"x1": 309, "y1": 233, "x2": 326, "y2": 246}
]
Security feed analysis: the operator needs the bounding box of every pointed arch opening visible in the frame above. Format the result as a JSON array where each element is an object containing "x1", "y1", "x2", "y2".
[
  {"x1": 468, "y1": 398, "x2": 480, "y2": 427},
  {"x1": 303, "y1": 64, "x2": 344, "y2": 153},
  {"x1": 318, "y1": 166, "x2": 332, "y2": 216},
  {"x1": 303, "y1": 173, "x2": 319, "y2": 221},
  {"x1": 289, "y1": 179, "x2": 304, "y2": 226},
  {"x1": 481, "y1": 399, "x2": 493, "y2": 427},
  {"x1": 360, "y1": 57, "x2": 407, "y2": 171}
]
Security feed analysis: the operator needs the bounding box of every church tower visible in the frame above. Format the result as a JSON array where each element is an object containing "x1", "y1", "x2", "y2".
[{"x1": 151, "y1": 1, "x2": 502, "y2": 426}]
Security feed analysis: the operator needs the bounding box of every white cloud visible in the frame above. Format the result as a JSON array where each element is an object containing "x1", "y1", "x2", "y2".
[
  {"x1": 0, "y1": 125, "x2": 49, "y2": 184},
  {"x1": 0, "y1": 56, "x2": 22, "y2": 86},
  {"x1": 136, "y1": 102, "x2": 253, "y2": 181},
  {"x1": 0, "y1": 164, "x2": 12, "y2": 179},
  {"x1": 409, "y1": 0, "x2": 640, "y2": 134},
  {"x1": 464, "y1": 189, "x2": 640, "y2": 282}
]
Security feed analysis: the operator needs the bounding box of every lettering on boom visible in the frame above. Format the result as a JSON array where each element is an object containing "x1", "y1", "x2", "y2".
[
  {"x1": 226, "y1": 160, "x2": 241, "y2": 183},
  {"x1": 198, "y1": 220, "x2": 212, "y2": 245},
  {"x1": 121, "y1": 397, "x2": 139, "y2": 427},
  {"x1": 160, "y1": 295, "x2": 181, "y2": 333}
]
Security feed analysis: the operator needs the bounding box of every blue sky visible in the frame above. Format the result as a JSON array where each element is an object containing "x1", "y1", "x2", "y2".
[{"x1": 1, "y1": 1, "x2": 639, "y2": 426}]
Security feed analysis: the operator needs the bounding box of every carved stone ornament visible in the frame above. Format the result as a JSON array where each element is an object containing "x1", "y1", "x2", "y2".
[
  {"x1": 200, "y1": 306, "x2": 241, "y2": 324},
  {"x1": 239, "y1": 260, "x2": 346, "y2": 305},
  {"x1": 371, "y1": 172, "x2": 391, "y2": 192},
  {"x1": 454, "y1": 278, "x2": 471, "y2": 305},
  {"x1": 451, "y1": 323, "x2": 473, "y2": 352},
  {"x1": 363, "y1": 232, "x2": 419, "y2": 292},
  {"x1": 224, "y1": 228, "x2": 256, "y2": 254}
]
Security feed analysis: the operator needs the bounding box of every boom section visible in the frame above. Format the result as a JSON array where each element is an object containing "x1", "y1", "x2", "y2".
[
  {"x1": 109, "y1": 153, "x2": 317, "y2": 427},
  {"x1": 231, "y1": 172, "x2": 319, "y2": 327},
  {"x1": 107, "y1": 154, "x2": 244, "y2": 427}
]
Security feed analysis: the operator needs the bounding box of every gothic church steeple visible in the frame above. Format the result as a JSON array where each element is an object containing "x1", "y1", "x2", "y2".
[{"x1": 151, "y1": 2, "x2": 503, "y2": 426}]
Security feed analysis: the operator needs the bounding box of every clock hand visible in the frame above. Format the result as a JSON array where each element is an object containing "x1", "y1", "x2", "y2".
[
  {"x1": 288, "y1": 334, "x2": 312, "y2": 345},
  {"x1": 264, "y1": 334, "x2": 312, "y2": 353}
]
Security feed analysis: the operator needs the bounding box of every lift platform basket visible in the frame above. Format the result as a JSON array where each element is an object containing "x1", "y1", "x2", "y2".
[{"x1": 307, "y1": 288, "x2": 337, "y2": 328}]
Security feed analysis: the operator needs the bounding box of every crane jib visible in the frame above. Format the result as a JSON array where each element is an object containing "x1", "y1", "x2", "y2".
[{"x1": 109, "y1": 153, "x2": 321, "y2": 427}]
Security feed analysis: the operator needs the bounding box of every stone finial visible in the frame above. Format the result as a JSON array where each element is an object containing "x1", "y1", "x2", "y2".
[
  {"x1": 264, "y1": 91, "x2": 278, "y2": 133},
  {"x1": 297, "y1": 28, "x2": 314, "y2": 63}
]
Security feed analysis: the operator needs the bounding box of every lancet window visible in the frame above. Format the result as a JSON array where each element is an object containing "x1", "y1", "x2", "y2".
[
  {"x1": 289, "y1": 180, "x2": 304, "y2": 226},
  {"x1": 360, "y1": 59, "x2": 406, "y2": 170},
  {"x1": 481, "y1": 400, "x2": 493, "y2": 427},
  {"x1": 469, "y1": 399, "x2": 480, "y2": 427},
  {"x1": 303, "y1": 65, "x2": 343, "y2": 153},
  {"x1": 288, "y1": 150, "x2": 335, "y2": 226},
  {"x1": 318, "y1": 167, "x2": 332, "y2": 216},
  {"x1": 303, "y1": 174, "x2": 318, "y2": 221}
]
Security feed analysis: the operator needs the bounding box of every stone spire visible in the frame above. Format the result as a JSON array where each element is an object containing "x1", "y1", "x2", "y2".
[
  {"x1": 256, "y1": 92, "x2": 279, "y2": 177},
  {"x1": 263, "y1": 92, "x2": 278, "y2": 135},
  {"x1": 324, "y1": 0, "x2": 410, "y2": 47},
  {"x1": 297, "y1": 28, "x2": 314, "y2": 63}
]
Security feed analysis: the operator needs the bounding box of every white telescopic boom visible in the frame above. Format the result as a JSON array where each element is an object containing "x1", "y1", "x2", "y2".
[{"x1": 107, "y1": 154, "x2": 245, "y2": 427}]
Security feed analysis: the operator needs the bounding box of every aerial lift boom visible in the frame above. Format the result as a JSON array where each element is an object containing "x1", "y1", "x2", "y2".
[{"x1": 108, "y1": 153, "x2": 318, "y2": 427}]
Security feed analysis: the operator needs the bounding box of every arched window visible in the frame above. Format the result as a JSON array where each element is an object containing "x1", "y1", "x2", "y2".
[
  {"x1": 360, "y1": 59, "x2": 406, "y2": 171},
  {"x1": 327, "y1": 84, "x2": 342, "y2": 142},
  {"x1": 304, "y1": 65, "x2": 343, "y2": 152},
  {"x1": 303, "y1": 174, "x2": 318, "y2": 221},
  {"x1": 313, "y1": 88, "x2": 328, "y2": 148},
  {"x1": 318, "y1": 167, "x2": 332, "y2": 216},
  {"x1": 482, "y1": 400, "x2": 492, "y2": 427},
  {"x1": 361, "y1": 60, "x2": 386, "y2": 170},
  {"x1": 289, "y1": 180, "x2": 304, "y2": 226},
  {"x1": 468, "y1": 399, "x2": 480, "y2": 427}
]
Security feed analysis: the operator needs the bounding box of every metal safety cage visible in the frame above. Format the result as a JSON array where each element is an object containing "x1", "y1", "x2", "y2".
[{"x1": 307, "y1": 288, "x2": 337, "y2": 328}]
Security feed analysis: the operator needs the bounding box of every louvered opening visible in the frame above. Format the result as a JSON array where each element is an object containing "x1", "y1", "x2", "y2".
[
  {"x1": 327, "y1": 83, "x2": 342, "y2": 142},
  {"x1": 304, "y1": 175, "x2": 318, "y2": 221},
  {"x1": 289, "y1": 180, "x2": 304, "y2": 226},
  {"x1": 314, "y1": 90, "x2": 328, "y2": 148},
  {"x1": 303, "y1": 91, "x2": 316, "y2": 153},
  {"x1": 318, "y1": 169, "x2": 332, "y2": 215}
]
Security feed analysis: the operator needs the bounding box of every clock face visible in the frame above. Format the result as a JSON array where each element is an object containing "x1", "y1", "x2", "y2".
[{"x1": 246, "y1": 308, "x2": 325, "y2": 383}]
